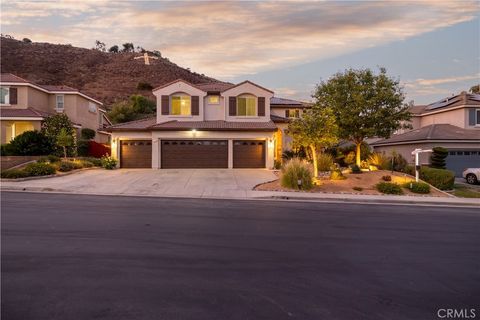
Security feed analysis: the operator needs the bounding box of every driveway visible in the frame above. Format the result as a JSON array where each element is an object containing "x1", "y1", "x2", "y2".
[{"x1": 1, "y1": 168, "x2": 277, "y2": 198}]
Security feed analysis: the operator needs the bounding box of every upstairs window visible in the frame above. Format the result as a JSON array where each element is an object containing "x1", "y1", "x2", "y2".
[
  {"x1": 285, "y1": 109, "x2": 300, "y2": 118},
  {"x1": 0, "y1": 87, "x2": 9, "y2": 105},
  {"x1": 208, "y1": 95, "x2": 220, "y2": 104},
  {"x1": 56, "y1": 95, "x2": 64, "y2": 111},
  {"x1": 88, "y1": 102, "x2": 97, "y2": 113},
  {"x1": 171, "y1": 95, "x2": 191, "y2": 116},
  {"x1": 237, "y1": 96, "x2": 256, "y2": 116}
]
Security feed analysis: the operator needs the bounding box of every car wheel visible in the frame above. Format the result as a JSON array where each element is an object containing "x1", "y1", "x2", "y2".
[{"x1": 466, "y1": 173, "x2": 478, "y2": 185}]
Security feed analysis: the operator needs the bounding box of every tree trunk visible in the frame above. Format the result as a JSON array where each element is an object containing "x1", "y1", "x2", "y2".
[
  {"x1": 63, "y1": 146, "x2": 67, "y2": 160},
  {"x1": 355, "y1": 142, "x2": 361, "y2": 166},
  {"x1": 310, "y1": 145, "x2": 318, "y2": 177}
]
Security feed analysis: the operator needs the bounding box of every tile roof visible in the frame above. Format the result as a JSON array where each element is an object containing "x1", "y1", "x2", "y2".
[
  {"x1": 371, "y1": 124, "x2": 480, "y2": 146},
  {"x1": 39, "y1": 85, "x2": 78, "y2": 92},
  {"x1": 270, "y1": 114, "x2": 290, "y2": 123},
  {"x1": 0, "y1": 107, "x2": 52, "y2": 118},
  {"x1": 0, "y1": 73, "x2": 29, "y2": 83},
  {"x1": 195, "y1": 82, "x2": 235, "y2": 92},
  {"x1": 107, "y1": 116, "x2": 157, "y2": 131},
  {"x1": 410, "y1": 92, "x2": 480, "y2": 115},
  {"x1": 150, "y1": 120, "x2": 278, "y2": 131},
  {"x1": 270, "y1": 97, "x2": 303, "y2": 105}
]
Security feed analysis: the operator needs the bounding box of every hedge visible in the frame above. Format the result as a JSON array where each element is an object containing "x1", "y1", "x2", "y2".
[{"x1": 420, "y1": 167, "x2": 455, "y2": 190}]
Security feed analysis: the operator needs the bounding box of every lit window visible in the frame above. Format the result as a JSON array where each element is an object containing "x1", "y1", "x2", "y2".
[
  {"x1": 56, "y1": 95, "x2": 64, "y2": 111},
  {"x1": 237, "y1": 96, "x2": 256, "y2": 116},
  {"x1": 88, "y1": 102, "x2": 97, "y2": 113},
  {"x1": 208, "y1": 95, "x2": 220, "y2": 104},
  {"x1": 171, "y1": 95, "x2": 191, "y2": 115},
  {"x1": 0, "y1": 87, "x2": 9, "y2": 105},
  {"x1": 285, "y1": 109, "x2": 300, "y2": 118},
  {"x1": 8, "y1": 122, "x2": 34, "y2": 141}
]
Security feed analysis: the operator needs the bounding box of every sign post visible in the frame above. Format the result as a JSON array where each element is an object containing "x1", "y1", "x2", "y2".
[{"x1": 411, "y1": 148, "x2": 433, "y2": 182}]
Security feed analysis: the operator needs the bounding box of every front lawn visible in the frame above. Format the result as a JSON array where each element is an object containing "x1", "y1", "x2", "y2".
[
  {"x1": 452, "y1": 184, "x2": 480, "y2": 198},
  {"x1": 255, "y1": 170, "x2": 449, "y2": 197}
]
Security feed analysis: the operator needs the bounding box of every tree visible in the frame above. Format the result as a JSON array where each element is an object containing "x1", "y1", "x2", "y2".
[
  {"x1": 57, "y1": 128, "x2": 73, "y2": 159},
  {"x1": 80, "y1": 128, "x2": 96, "y2": 140},
  {"x1": 94, "y1": 40, "x2": 106, "y2": 52},
  {"x1": 107, "y1": 95, "x2": 156, "y2": 124},
  {"x1": 288, "y1": 107, "x2": 338, "y2": 177},
  {"x1": 4, "y1": 130, "x2": 54, "y2": 155},
  {"x1": 470, "y1": 84, "x2": 480, "y2": 94},
  {"x1": 122, "y1": 42, "x2": 134, "y2": 52},
  {"x1": 313, "y1": 67, "x2": 411, "y2": 166},
  {"x1": 430, "y1": 147, "x2": 448, "y2": 169},
  {"x1": 108, "y1": 45, "x2": 119, "y2": 53},
  {"x1": 22, "y1": 38, "x2": 32, "y2": 43},
  {"x1": 42, "y1": 114, "x2": 76, "y2": 156}
]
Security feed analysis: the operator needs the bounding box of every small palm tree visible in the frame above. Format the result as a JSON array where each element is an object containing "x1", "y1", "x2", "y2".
[{"x1": 56, "y1": 128, "x2": 73, "y2": 160}]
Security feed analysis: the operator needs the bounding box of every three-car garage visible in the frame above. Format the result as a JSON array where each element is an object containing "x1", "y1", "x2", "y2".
[{"x1": 120, "y1": 139, "x2": 268, "y2": 169}]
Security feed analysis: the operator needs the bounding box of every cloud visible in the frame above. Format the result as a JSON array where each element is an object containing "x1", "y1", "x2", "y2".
[
  {"x1": 404, "y1": 73, "x2": 479, "y2": 96},
  {"x1": 413, "y1": 74, "x2": 480, "y2": 86},
  {"x1": 1, "y1": 1, "x2": 478, "y2": 78}
]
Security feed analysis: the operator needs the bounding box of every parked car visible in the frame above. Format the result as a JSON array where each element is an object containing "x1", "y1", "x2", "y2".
[{"x1": 462, "y1": 168, "x2": 480, "y2": 184}]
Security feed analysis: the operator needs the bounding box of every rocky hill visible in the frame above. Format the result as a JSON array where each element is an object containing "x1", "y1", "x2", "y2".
[{"x1": 0, "y1": 37, "x2": 221, "y2": 107}]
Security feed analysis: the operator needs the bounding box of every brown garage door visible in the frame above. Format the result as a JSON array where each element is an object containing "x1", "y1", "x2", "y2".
[
  {"x1": 120, "y1": 140, "x2": 152, "y2": 168},
  {"x1": 233, "y1": 140, "x2": 266, "y2": 168},
  {"x1": 161, "y1": 140, "x2": 228, "y2": 168}
]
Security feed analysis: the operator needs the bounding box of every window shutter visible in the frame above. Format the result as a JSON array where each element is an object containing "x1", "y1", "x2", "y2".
[
  {"x1": 229, "y1": 97, "x2": 236, "y2": 116},
  {"x1": 258, "y1": 97, "x2": 265, "y2": 116},
  {"x1": 9, "y1": 87, "x2": 17, "y2": 104},
  {"x1": 161, "y1": 95, "x2": 169, "y2": 115},
  {"x1": 285, "y1": 110, "x2": 290, "y2": 118},
  {"x1": 191, "y1": 96, "x2": 199, "y2": 115},
  {"x1": 468, "y1": 109, "x2": 476, "y2": 126}
]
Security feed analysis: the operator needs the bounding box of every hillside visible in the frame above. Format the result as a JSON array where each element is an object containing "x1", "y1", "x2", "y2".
[{"x1": 0, "y1": 37, "x2": 222, "y2": 106}]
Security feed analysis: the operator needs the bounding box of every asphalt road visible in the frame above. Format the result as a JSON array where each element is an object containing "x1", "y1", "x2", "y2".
[{"x1": 2, "y1": 192, "x2": 479, "y2": 320}]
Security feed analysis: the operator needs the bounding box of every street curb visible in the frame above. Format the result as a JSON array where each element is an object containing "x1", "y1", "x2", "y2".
[{"x1": 2, "y1": 187, "x2": 479, "y2": 208}]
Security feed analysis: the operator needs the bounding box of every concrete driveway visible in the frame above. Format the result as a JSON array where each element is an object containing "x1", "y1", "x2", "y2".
[{"x1": 1, "y1": 168, "x2": 277, "y2": 199}]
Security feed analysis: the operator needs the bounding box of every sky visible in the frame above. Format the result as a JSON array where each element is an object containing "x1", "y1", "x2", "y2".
[{"x1": 1, "y1": 0, "x2": 479, "y2": 104}]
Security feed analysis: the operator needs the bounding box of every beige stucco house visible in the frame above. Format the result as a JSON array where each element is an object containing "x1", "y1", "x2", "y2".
[
  {"x1": 108, "y1": 79, "x2": 307, "y2": 169},
  {"x1": 0, "y1": 73, "x2": 111, "y2": 144},
  {"x1": 371, "y1": 91, "x2": 480, "y2": 176}
]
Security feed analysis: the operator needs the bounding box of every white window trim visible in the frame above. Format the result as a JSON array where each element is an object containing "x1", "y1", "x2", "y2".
[
  {"x1": 476, "y1": 108, "x2": 480, "y2": 126},
  {"x1": 0, "y1": 86, "x2": 10, "y2": 106},
  {"x1": 55, "y1": 94, "x2": 65, "y2": 112},
  {"x1": 236, "y1": 95, "x2": 257, "y2": 117},
  {"x1": 170, "y1": 94, "x2": 192, "y2": 116}
]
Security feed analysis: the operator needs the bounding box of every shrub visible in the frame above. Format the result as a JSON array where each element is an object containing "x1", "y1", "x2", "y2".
[
  {"x1": 280, "y1": 158, "x2": 314, "y2": 190},
  {"x1": 57, "y1": 161, "x2": 83, "y2": 172},
  {"x1": 420, "y1": 167, "x2": 455, "y2": 190},
  {"x1": 24, "y1": 162, "x2": 56, "y2": 176},
  {"x1": 344, "y1": 151, "x2": 356, "y2": 165},
  {"x1": 42, "y1": 114, "x2": 76, "y2": 157},
  {"x1": 101, "y1": 155, "x2": 118, "y2": 170},
  {"x1": 282, "y1": 148, "x2": 307, "y2": 161},
  {"x1": 37, "y1": 155, "x2": 61, "y2": 163},
  {"x1": 330, "y1": 169, "x2": 346, "y2": 180},
  {"x1": 78, "y1": 157, "x2": 102, "y2": 167},
  {"x1": 404, "y1": 165, "x2": 415, "y2": 176},
  {"x1": 403, "y1": 181, "x2": 430, "y2": 194},
  {"x1": 317, "y1": 153, "x2": 334, "y2": 172},
  {"x1": 376, "y1": 182, "x2": 403, "y2": 195},
  {"x1": 77, "y1": 140, "x2": 90, "y2": 157},
  {"x1": 1, "y1": 143, "x2": 15, "y2": 156},
  {"x1": 382, "y1": 175, "x2": 392, "y2": 182},
  {"x1": 368, "y1": 153, "x2": 389, "y2": 170},
  {"x1": 6, "y1": 130, "x2": 54, "y2": 155},
  {"x1": 273, "y1": 160, "x2": 282, "y2": 170},
  {"x1": 430, "y1": 147, "x2": 448, "y2": 169},
  {"x1": 81, "y1": 128, "x2": 96, "y2": 140},
  {"x1": 1, "y1": 168, "x2": 29, "y2": 179},
  {"x1": 387, "y1": 152, "x2": 408, "y2": 172},
  {"x1": 352, "y1": 186, "x2": 363, "y2": 191},
  {"x1": 350, "y1": 164, "x2": 362, "y2": 174}
]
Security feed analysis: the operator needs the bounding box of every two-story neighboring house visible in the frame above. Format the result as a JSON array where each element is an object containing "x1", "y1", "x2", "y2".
[
  {"x1": 108, "y1": 79, "x2": 306, "y2": 169},
  {"x1": 0, "y1": 73, "x2": 111, "y2": 144},
  {"x1": 371, "y1": 91, "x2": 480, "y2": 176}
]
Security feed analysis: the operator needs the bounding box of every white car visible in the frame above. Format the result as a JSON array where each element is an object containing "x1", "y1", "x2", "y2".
[{"x1": 462, "y1": 168, "x2": 480, "y2": 184}]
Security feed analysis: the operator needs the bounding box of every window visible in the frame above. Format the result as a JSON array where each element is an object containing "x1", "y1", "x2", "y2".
[
  {"x1": 208, "y1": 95, "x2": 220, "y2": 104},
  {"x1": 7, "y1": 122, "x2": 34, "y2": 141},
  {"x1": 476, "y1": 109, "x2": 480, "y2": 125},
  {"x1": 56, "y1": 95, "x2": 64, "y2": 111},
  {"x1": 237, "y1": 96, "x2": 256, "y2": 116},
  {"x1": 0, "y1": 87, "x2": 9, "y2": 105},
  {"x1": 171, "y1": 95, "x2": 191, "y2": 115},
  {"x1": 88, "y1": 102, "x2": 97, "y2": 113},
  {"x1": 285, "y1": 109, "x2": 300, "y2": 118}
]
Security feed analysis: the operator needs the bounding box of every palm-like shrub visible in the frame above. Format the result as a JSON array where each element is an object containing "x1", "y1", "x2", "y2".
[
  {"x1": 280, "y1": 158, "x2": 314, "y2": 190},
  {"x1": 368, "y1": 153, "x2": 389, "y2": 170},
  {"x1": 317, "y1": 153, "x2": 334, "y2": 172}
]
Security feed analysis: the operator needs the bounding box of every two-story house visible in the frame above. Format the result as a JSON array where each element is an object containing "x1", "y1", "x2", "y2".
[
  {"x1": 108, "y1": 79, "x2": 306, "y2": 169},
  {"x1": 371, "y1": 91, "x2": 480, "y2": 176},
  {"x1": 0, "y1": 73, "x2": 111, "y2": 144}
]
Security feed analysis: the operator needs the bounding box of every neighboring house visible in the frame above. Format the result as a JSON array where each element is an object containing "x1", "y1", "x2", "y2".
[
  {"x1": 0, "y1": 73, "x2": 111, "y2": 144},
  {"x1": 371, "y1": 91, "x2": 480, "y2": 176},
  {"x1": 107, "y1": 79, "x2": 308, "y2": 169}
]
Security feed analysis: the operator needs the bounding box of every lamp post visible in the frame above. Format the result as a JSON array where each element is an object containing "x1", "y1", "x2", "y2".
[{"x1": 411, "y1": 148, "x2": 432, "y2": 182}]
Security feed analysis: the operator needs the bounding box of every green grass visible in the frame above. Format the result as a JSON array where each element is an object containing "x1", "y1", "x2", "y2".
[{"x1": 453, "y1": 184, "x2": 480, "y2": 198}]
